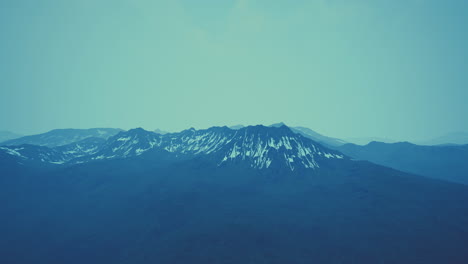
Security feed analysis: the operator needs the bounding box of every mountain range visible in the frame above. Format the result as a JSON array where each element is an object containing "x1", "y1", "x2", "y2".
[
  {"x1": 1, "y1": 125, "x2": 344, "y2": 171},
  {"x1": 1, "y1": 124, "x2": 468, "y2": 263},
  {"x1": 2, "y1": 125, "x2": 468, "y2": 184}
]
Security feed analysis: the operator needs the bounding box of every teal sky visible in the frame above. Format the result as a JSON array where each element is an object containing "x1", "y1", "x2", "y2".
[{"x1": 1, "y1": 0, "x2": 467, "y2": 141}]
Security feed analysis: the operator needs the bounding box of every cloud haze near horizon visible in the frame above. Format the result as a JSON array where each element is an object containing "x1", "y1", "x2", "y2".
[{"x1": 1, "y1": 0, "x2": 467, "y2": 142}]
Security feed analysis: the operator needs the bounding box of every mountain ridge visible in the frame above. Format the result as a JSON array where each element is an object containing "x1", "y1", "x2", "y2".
[
  {"x1": 0, "y1": 125, "x2": 345, "y2": 171},
  {"x1": 3, "y1": 125, "x2": 468, "y2": 184}
]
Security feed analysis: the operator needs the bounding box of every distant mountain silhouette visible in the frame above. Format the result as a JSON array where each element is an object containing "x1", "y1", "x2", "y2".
[
  {"x1": 228, "y1": 124, "x2": 245, "y2": 130},
  {"x1": 154, "y1": 128, "x2": 168, "y2": 135},
  {"x1": 1, "y1": 128, "x2": 122, "y2": 147},
  {"x1": 0, "y1": 130, "x2": 23, "y2": 143},
  {"x1": 268, "y1": 123, "x2": 347, "y2": 147},
  {"x1": 336, "y1": 141, "x2": 468, "y2": 184},
  {"x1": 291, "y1": 126, "x2": 347, "y2": 147},
  {"x1": 344, "y1": 137, "x2": 397, "y2": 145},
  {"x1": 415, "y1": 131, "x2": 468, "y2": 146}
]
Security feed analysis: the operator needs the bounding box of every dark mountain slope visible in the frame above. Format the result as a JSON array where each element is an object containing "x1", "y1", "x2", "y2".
[{"x1": 1, "y1": 151, "x2": 468, "y2": 264}]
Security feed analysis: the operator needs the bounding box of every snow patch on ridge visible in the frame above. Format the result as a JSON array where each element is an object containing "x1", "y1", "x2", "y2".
[{"x1": 0, "y1": 147, "x2": 25, "y2": 158}]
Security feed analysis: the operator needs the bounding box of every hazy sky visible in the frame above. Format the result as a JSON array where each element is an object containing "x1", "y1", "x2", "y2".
[{"x1": 1, "y1": 0, "x2": 467, "y2": 141}]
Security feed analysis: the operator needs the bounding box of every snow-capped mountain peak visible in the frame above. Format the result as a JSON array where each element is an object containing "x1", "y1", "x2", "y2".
[{"x1": 214, "y1": 125, "x2": 344, "y2": 170}]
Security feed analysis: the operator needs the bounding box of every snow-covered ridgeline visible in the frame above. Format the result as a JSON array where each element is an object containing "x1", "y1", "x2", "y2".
[
  {"x1": 1, "y1": 126, "x2": 345, "y2": 170},
  {"x1": 0, "y1": 137, "x2": 106, "y2": 165}
]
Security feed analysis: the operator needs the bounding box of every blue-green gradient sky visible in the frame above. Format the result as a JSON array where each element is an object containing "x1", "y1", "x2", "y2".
[{"x1": 1, "y1": 0, "x2": 467, "y2": 141}]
